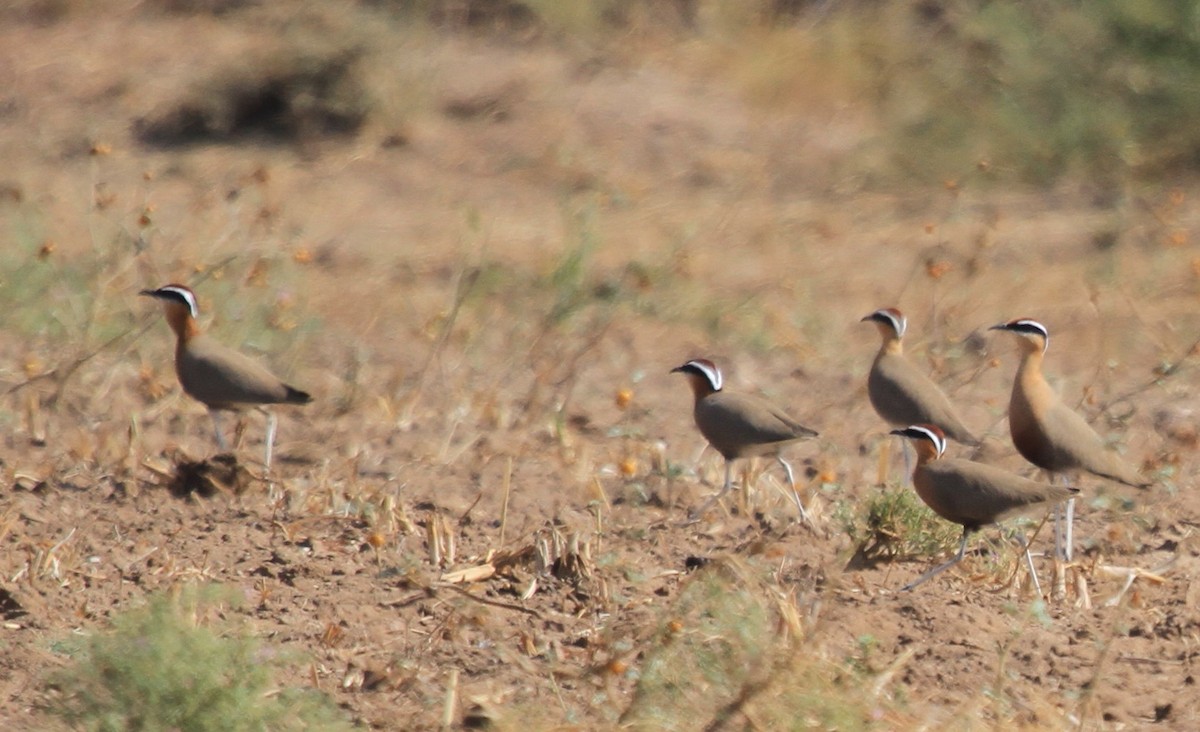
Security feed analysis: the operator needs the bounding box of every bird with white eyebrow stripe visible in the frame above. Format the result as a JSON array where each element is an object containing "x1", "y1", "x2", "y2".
[
  {"x1": 671, "y1": 358, "x2": 818, "y2": 522},
  {"x1": 890, "y1": 424, "x2": 1077, "y2": 593},
  {"x1": 141, "y1": 284, "x2": 312, "y2": 470},
  {"x1": 990, "y1": 318, "x2": 1150, "y2": 564},
  {"x1": 861, "y1": 307, "x2": 979, "y2": 445}
]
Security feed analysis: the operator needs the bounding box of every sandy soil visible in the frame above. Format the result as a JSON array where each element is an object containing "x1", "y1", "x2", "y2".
[{"x1": 3, "y1": 4, "x2": 1200, "y2": 730}]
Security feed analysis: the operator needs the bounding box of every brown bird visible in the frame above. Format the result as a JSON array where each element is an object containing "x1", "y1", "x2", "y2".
[
  {"x1": 141, "y1": 284, "x2": 312, "y2": 469},
  {"x1": 671, "y1": 359, "x2": 818, "y2": 521},
  {"x1": 891, "y1": 424, "x2": 1078, "y2": 592},
  {"x1": 990, "y1": 319, "x2": 1149, "y2": 560},
  {"x1": 861, "y1": 307, "x2": 979, "y2": 445}
]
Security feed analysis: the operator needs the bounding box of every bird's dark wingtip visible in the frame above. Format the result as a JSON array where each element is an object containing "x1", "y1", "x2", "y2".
[{"x1": 285, "y1": 385, "x2": 313, "y2": 405}]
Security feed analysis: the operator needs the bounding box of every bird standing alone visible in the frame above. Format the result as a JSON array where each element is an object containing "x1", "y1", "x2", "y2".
[
  {"x1": 141, "y1": 284, "x2": 312, "y2": 470},
  {"x1": 671, "y1": 359, "x2": 818, "y2": 522}
]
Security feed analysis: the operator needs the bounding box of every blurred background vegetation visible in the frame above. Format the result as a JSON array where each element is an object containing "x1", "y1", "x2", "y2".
[
  {"x1": 846, "y1": 0, "x2": 1200, "y2": 186},
  {"x1": 12, "y1": 0, "x2": 1199, "y2": 189}
]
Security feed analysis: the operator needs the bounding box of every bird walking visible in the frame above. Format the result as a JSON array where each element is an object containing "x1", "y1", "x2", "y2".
[
  {"x1": 861, "y1": 308, "x2": 979, "y2": 444},
  {"x1": 141, "y1": 284, "x2": 312, "y2": 470},
  {"x1": 990, "y1": 319, "x2": 1149, "y2": 562},
  {"x1": 890, "y1": 424, "x2": 1077, "y2": 593},
  {"x1": 671, "y1": 359, "x2": 818, "y2": 522}
]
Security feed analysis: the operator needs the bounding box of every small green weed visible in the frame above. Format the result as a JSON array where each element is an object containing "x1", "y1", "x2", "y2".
[
  {"x1": 848, "y1": 634, "x2": 879, "y2": 675},
  {"x1": 839, "y1": 484, "x2": 961, "y2": 563},
  {"x1": 46, "y1": 585, "x2": 352, "y2": 732},
  {"x1": 544, "y1": 202, "x2": 602, "y2": 325}
]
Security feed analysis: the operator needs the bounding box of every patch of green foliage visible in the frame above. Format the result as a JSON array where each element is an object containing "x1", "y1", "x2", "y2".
[
  {"x1": 838, "y1": 483, "x2": 961, "y2": 563},
  {"x1": 46, "y1": 586, "x2": 353, "y2": 732},
  {"x1": 0, "y1": 205, "x2": 137, "y2": 345},
  {"x1": 842, "y1": 0, "x2": 1200, "y2": 184}
]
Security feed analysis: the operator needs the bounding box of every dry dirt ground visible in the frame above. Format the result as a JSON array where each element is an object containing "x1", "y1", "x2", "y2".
[{"x1": 4, "y1": 4, "x2": 1200, "y2": 730}]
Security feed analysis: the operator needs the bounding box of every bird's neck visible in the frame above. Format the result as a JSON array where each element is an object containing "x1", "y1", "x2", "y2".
[
  {"x1": 878, "y1": 336, "x2": 903, "y2": 356},
  {"x1": 685, "y1": 374, "x2": 717, "y2": 401},
  {"x1": 908, "y1": 444, "x2": 939, "y2": 491},
  {"x1": 1015, "y1": 347, "x2": 1047, "y2": 388},
  {"x1": 166, "y1": 308, "x2": 200, "y2": 344},
  {"x1": 1011, "y1": 348, "x2": 1057, "y2": 417},
  {"x1": 912, "y1": 443, "x2": 939, "y2": 468}
]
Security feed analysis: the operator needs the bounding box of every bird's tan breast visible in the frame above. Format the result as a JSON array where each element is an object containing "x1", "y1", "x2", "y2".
[
  {"x1": 867, "y1": 352, "x2": 925, "y2": 425},
  {"x1": 1008, "y1": 366, "x2": 1142, "y2": 483},
  {"x1": 1008, "y1": 366, "x2": 1065, "y2": 471},
  {"x1": 870, "y1": 354, "x2": 965, "y2": 426}
]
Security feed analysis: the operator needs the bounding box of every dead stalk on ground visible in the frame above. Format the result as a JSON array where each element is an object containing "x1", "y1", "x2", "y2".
[{"x1": 498, "y1": 456, "x2": 513, "y2": 548}]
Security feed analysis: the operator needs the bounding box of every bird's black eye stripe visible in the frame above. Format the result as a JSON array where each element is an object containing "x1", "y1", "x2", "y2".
[
  {"x1": 875, "y1": 310, "x2": 905, "y2": 337},
  {"x1": 682, "y1": 360, "x2": 722, "y2": 391},
  {"x1": 908, "y1": 425, "x2": 946, "y2": 457},
  {"x1": 156, "y1": 286, "x2": 199, "y2": 319},
  {"x1": 864, "y1": 309, "x2": 906, "y2": 337},
  {"x1": 1010, "y1": 320, "x2": 1048, "y2": 339}
]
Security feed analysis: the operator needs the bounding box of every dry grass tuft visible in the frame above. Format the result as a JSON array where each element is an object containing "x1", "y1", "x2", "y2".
[
  {"x1": 615, "y1": 556, "x2": 901, "y2": 730},
  {"x1": 166, "y1": 453, "x2": 253, "y2": 498},
  {"x1": 135, "y1": 47, "x2": 369, "y2": 147}
]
